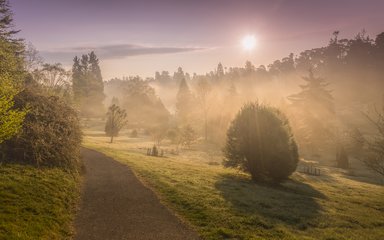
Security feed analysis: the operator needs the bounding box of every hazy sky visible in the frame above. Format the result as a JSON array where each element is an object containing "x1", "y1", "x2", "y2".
[{"x1": 12, "y1": 0, "x2": 384, "y2": 80}]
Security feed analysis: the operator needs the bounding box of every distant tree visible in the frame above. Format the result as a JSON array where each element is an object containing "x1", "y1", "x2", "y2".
[
  {"x1": 288, "y1": 69, "x2": 335, "y2": 152},
  {"x1": 336, "y1": 144, "x2": 349, "y2": 169},
  {"x1": 217, "y1": 62, "x2": 224, "y2": 79},
  {"x1": 72, "y1": 51, "x2": 105, "y2": 116},
  {"x1": 120, "y1": 77, "x2": 169, "y2": 126},
  {"x1": 180, "y1": 125, "x2": 197, "y2": 148},
  {"x1": 223, "y1": 102, "x2": 299, "y2": 182},
  {"x1": 149, "y1": 124, "x2": 168, "y2": 145},
  {"x1": 24, "y1": 43, "x2": 43, "y2": 72},
  {"x1": 362, "y1": 109, "x2": 384, "y2": 177},
  {"x1": 105, "y1": 104, "x2": 127, "y2": 143},
  {"x1": 32, "y1": 63, "x2": 71, "y2": 98},
  {"x1": 244, "y1": 60, "x2": 255, "y2": 75},
  {"x1": 173, "y1": 67, "x2": 185, "y2": 84},
  {"x1": 196, "y1": 77, "x2": 212, "y2": 140},
  {"x1": 175, "y1": 78, "x2": 194, "y2": 125}
]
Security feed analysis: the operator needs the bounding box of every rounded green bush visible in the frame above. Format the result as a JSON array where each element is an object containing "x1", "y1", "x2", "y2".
[
  {"x1": 2, "y1": 90, "x2": 82, "y2": 170},
  {"x1": 223, "y1": 102, "x2": 299, "y2": 182}
]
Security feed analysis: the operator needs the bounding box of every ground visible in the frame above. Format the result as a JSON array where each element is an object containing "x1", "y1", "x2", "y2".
[
  {"x1": 74, "y1": 148, "x2": 199, "y2": 240},
  {"x1": 0, "y1": 164, "x2": 80, "y2": 240},
  {"x1": 82, "y1": 119, "x2": 384, "y2": 240}
]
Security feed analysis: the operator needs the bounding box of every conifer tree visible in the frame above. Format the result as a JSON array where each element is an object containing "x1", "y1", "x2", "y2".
[
  {"x1": 0, "y1": 0, "x2": 26, "y2": 143},
  {"x1": 288, "y1": 69, "x2": 335, "y2": 152},
  {"x1": 72, "y1": 51, "x2": 105, "y2": 116}
]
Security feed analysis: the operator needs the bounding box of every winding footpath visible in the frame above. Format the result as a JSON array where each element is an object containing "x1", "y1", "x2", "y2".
[{"x1": 74, "y1": 148, "x2": 199, "y2": 240}]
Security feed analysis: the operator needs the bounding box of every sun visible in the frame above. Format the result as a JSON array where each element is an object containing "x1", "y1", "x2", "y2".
[{"x1": 242, "y1": 34, "x2": 256, "y2": 51}]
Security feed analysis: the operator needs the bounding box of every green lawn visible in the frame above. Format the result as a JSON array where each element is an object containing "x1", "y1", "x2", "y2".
[
  {"x1": 84, "y1": 134, "x2": 384, "y2": 240},
  {"x1": 0, "y1": 164, "x2": 81, "y2": 240}
]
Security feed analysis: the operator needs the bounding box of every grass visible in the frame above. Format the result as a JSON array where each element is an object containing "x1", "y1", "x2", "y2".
[
  {"x1": 0, "y1": 164, "x2": 81, "y2": 240},
  {"x1": 84, "y1": 132, "x2": 384, "y2": 240}
]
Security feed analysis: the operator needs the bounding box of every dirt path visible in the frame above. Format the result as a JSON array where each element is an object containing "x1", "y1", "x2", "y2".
[{"x1": 74, "y1": 148, "x2": 199, "y2": 240}]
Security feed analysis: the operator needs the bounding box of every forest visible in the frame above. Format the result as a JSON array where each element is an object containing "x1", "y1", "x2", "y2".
[{"x1": 0, "y1": 0, "x2": 384, "y2": 239}]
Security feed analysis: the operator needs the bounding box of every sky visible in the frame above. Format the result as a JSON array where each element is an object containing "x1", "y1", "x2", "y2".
[{"x1": 11, "y1": 0, "x2": 384, "y2": 80}]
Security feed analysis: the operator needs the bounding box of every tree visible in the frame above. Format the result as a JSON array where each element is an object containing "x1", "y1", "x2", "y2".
[
  {"x1": 362, "y1": 109, "x2": 384, "y2": 176},
  {"x1": 336, "y1": 144, "x2": 349, "y2": 169},
  {"x1": 0, "y1": 78, "x2": 26, "y2": 144},
  {"x1": 32, "y1": 63, "x2": 71, "y2": 98},
  {"x1": 223, "y1": 102, "x2": 299, "y2": 182},
  {"x1": 196, "y1": 77, "x2": 212, "y2": 140},
  {"x1": 120, "y1": 76, "x2": 169, "y2": 126},
  {"x1": 105, "y1": 104, "x2": 127, "y2": 143},
  {"x1": 175, "y1": 78, "x2": 194, "y2": 125},
  {"x1": 72, "y1": 51, "x2": 105, "y2": 116},
  {"x1": 288, "y1": 69, "x2": 334, "y2": 153},
  {"x1": 217, "y1": 62, "x2": 224, "y2": 79},
  {"x1": 2, "y1": 89, "x2": 82, "y2": 169},
  {"x1": 180, "y1": 125, "x2": 197, "y2": 148},
  {"x1": 0, "y1": 1, "x2": 26, "y2": 144}
]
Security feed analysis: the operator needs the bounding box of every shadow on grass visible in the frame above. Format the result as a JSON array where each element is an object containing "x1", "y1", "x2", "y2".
[{"x1": 215, "y1": 173, "x2": 326, "y2": 228}]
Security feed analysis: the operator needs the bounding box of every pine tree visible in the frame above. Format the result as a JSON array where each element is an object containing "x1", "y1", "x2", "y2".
[
  {"x1": 223, "y1": 102, "x2": 299, "y2": 182},
  {"x1": 72, "y1": 52, "x2": 105, "y2": 116},
  {"x1": 0, "y1": 0, "x2": 26, "y2": 143},
  {"x1": 217, "y1": 62, "x2": 224, "y2": 79},
  {"x1": 288, "y1": 69, "x2": 335, "y2": 152}
]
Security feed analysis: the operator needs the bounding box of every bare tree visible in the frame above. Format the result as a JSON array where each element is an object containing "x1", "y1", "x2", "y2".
[
  {"x1": 362, "y1": 108, "x2": 384, "y2": 176},
  {"x1": 32, "y1": 63, "x2": 71, "y2": 96},
  {"x1": 24, "y1": 43, "x2": 43, "y2": 72}
]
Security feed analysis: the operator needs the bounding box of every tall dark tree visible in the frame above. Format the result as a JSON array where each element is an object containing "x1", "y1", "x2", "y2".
[
  {"x1": 0, "y1": 0, "x2": 26, "y2": 143},
  {"x1": 72, "y1": 51, "x2": 105, "y2": 116}
]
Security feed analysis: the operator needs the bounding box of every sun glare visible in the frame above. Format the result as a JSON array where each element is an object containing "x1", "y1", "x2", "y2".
[{"x1": 242, "y1": 34, "x2": 256, "y2": 51}]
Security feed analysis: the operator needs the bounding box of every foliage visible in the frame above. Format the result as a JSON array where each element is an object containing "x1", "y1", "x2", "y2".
[
  {"x1": 2, "y1": 90, "x2": 82, "y2": 170},
  {"x1": 120, "y1": 77, "x2": 170, "y2": 126},
  {"x1": 175, "y1": 78, "x2": 195, "y2": 125},
  {"x1": 149, "y1": 124, "x2": 168, "y2": 145},
  {"x1": 336, "y1": 144, "x2": 349, "y2": 169},
  {"x1": 363, "y1": 109, "x2": 384, "y2": 176},
  {"x1": 72, "y1": 51, "x2": 105, "y2": 116},
  {"x1": 223, "y1": 102, "x2": 299, "y2": 182},
  {"x1": 31, "y1": 63, "x2": 72, "y2": 99},
  {"x1": 0, "y1": 7, "x2": 26, "y2": 144},
  {"x1": 105, "y1": 104, "x2": 127, "y2": 143},
  {"x1": 288, "y1": 70, "x2": 335, "y2": 153},
  {"x1": 180, "y1": 124, "x2": 197, "y2": 148}
]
